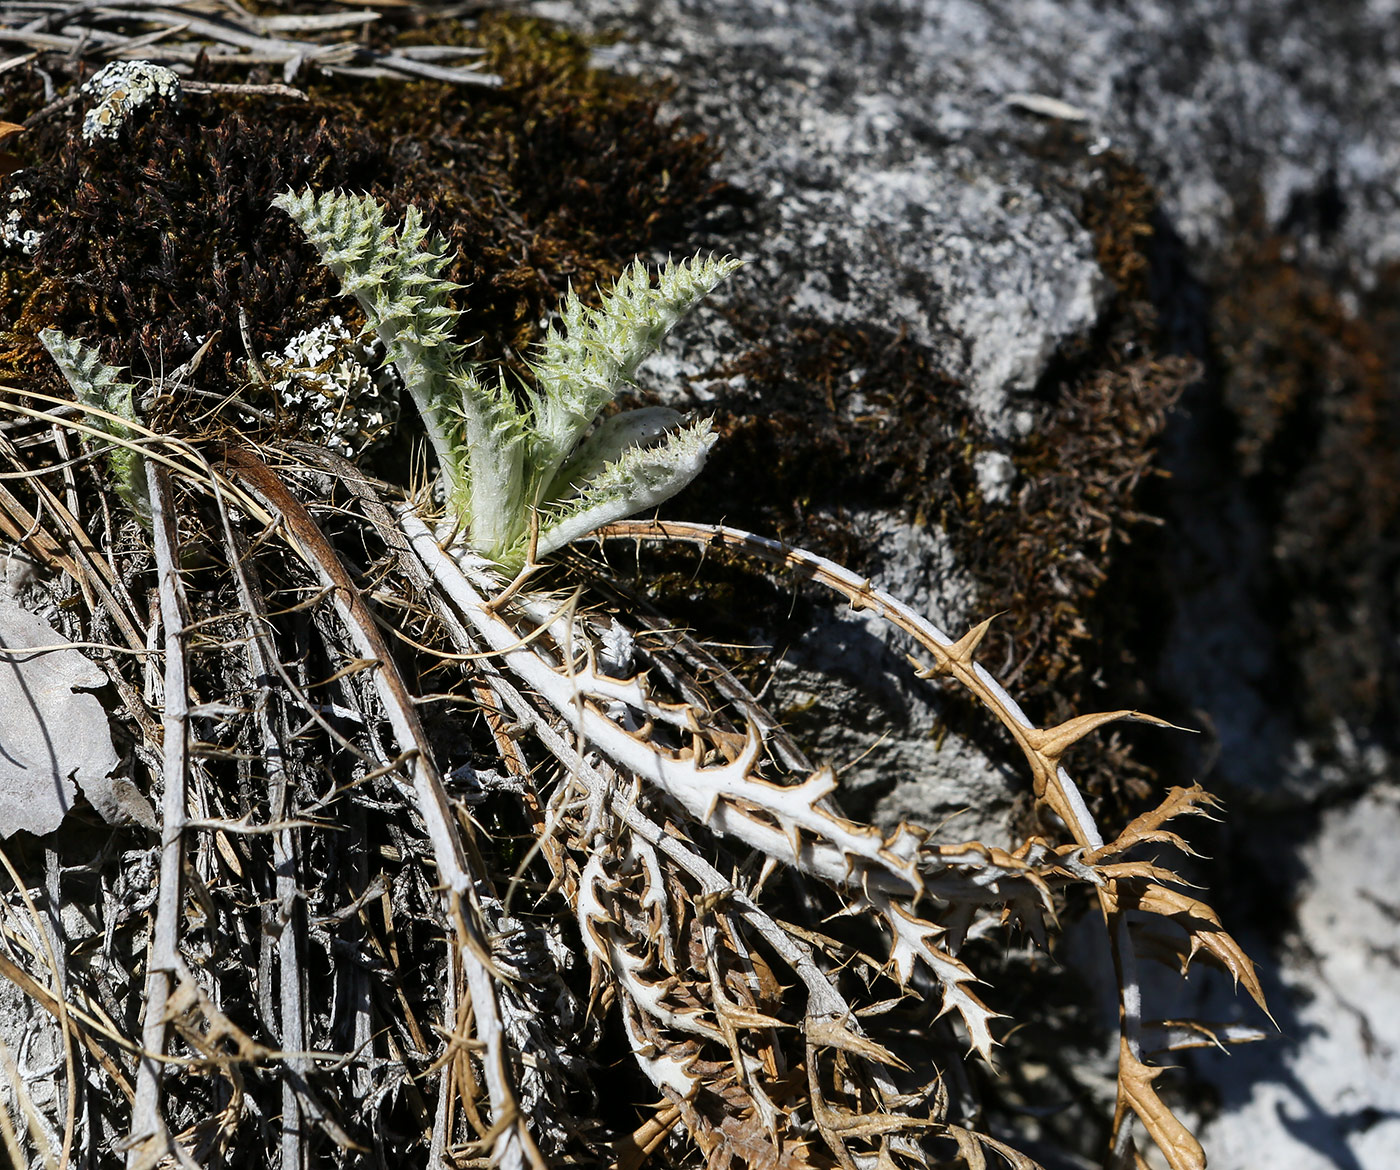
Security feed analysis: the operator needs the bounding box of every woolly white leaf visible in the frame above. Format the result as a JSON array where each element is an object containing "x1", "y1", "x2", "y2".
[
  {"x1": 280, "y1": 189, "x2": 732, "y2": 566},
  {"x1": 527, "y1": 254, "x2": 741, "y2": 493},
  {"x1": 274, "y1": 189, "x2": 520, "y2": 509},
  {"x1": 535, "y1": 419, "x2": 717, "y2": 559},
  {"x1": 546, "y1": 406, "x2": 683, "y2": 501},
  {"x1": 39, "y1": 328, "x2": 150, "y2": 521}
]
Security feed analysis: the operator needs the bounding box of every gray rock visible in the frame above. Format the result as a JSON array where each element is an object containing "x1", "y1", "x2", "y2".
[
  {"x1": 1187, "y1": 790, "x2": 1400, "y2": 1170},
  {"x1": 772, "y1": 511, "x2": 1019, "y2": 847},
  {"x1": 523, "y1": 3, "x2": 1400, "y2": 1167},
  {"x1": 551, "y1": 0, "x2": 1399, "y2": 280}
]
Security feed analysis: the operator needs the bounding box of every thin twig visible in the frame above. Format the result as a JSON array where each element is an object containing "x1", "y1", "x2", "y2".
[
  {"x1": 216, "y1": 514, "x2": 305, "y2": 1170},
  {"x1": 127, "y1": 463, "x2": 191, "y2": 1170},
  {"x1": 223, "y1": 445, "x2": 543, "y2": 1170}
]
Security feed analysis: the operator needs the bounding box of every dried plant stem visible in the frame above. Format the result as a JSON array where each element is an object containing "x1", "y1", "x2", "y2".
[
  {"x1": 0, "y1": 842, "x2": 76, "y2": 1168},
  {"x1": 594, "y1": 519, "x2": 1122, "y2": 848},
  {"x1": 0, "y1": 428, "x2": 146, "y2": 653},
  {"x1": 0, "y1": 0, "x2": 502, "y2": 86},
  {"x1": 0, "y1": 1029, "x2": 54, "y2": 1168},
  {"x1": 473, "y1": 654, "x2": 864, "y2": 1028},
  {"x1": 43, "y1": 846, "x2": 80, "y2": 1168},
  {"x1": 223, "y1": 447, "x2": 542, "y2": 1170},
  {"x1": 216, "y1": 510, "x2": 305, "y2": 1170},
  {"x1": 590, "y1": 518, "x2": 1212, "y2": 1169},
  {"x1": 128, "y1": 463, "x2": 191, "y2": 1169}
]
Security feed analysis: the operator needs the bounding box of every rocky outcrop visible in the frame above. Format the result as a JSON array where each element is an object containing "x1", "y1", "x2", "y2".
[{"x1": 524, "y1": 2, "x2": 1400, "y2": 1166}]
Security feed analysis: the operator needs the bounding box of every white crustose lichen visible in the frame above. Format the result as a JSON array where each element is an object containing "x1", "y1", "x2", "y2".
[
  {"x1": 81, "y1": 60, "x2": 182, "y2": 143},
  {"x1": 1, "y1": 185, "x2": 39, "y2": 255},
  {"x1": 261, "y1": 316, "x2": 402, "y2": 458}
]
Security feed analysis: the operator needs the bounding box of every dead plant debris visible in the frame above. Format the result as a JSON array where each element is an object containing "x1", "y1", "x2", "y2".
[{"x1": 0, "y1": 7, "x2": 1266, "y2": 1170}]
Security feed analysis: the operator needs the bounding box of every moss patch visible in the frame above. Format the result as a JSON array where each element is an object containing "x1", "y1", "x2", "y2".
[
  {"x1": 0, "y1": 13, "x2": 726, "y2": 454},
  {"x1": 1215, "y1": 240, "x2": 1400, "y2": 748}
]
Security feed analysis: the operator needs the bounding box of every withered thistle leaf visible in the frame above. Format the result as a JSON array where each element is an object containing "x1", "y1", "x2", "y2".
[
  {"x1": 1130, "y1": 882, "x2": 1271, "y2": 1018},
  {"x1": 804, "y1": 1015, "x2": 908, "y2": 1070},
  {"x1": 1021, "y1": 708, "x2": 1176, "y2": 765},
  {"x1": 1142, "y1": 1018, "x2": 1269, "y2": 1056},
  {"x1": 1113, "y1": 1040, "x2": 1205, "y2": 1170},
  {"x1": 1095, "y1": 860, "x2": 1198, "y2": 887},
  {"x1": 946, "y1": 1124, "x2": 1046, "y2": 1169},
  {"x1": 1088, "y1": 784, "x2": 1220, "y2": 864}
]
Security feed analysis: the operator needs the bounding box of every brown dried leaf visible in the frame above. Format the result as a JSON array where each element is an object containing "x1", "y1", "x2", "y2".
[
  {"x1": 804, "y1": 1015, "x2": 907, "y2": 1071},
  {"x1": 0, "y1": 120, "x2": 23, "y2": 183},
  {"x1": 717, "y1": 1001, "x2": 794, "y2": 1033},
  {"x1": 1131, "y1": 882, "x2": 1270, "y2": 1016},
  {"x1": 1022, "y1": 709, "x2": 1176, "y2": 765},
  {"x1": 1087, "y1": 785, "x2": 1219, "y2": 864},
  {"x1": 945, "y1": 1123, "x2": 1045, "y2": 1168},
  {"x1": 1095, "y1": 860, "x2": 1194, "y2": 887},
  {"x1": 1142, "y1": 1018, "x2": 1269, "y2": 1056},
  {"x1": 1113, "y1": 1040, "x2": 1205, "y2": 1170},
  {"x1": 675, "y1": 1073, "x2": 822, "y2": 1170}
]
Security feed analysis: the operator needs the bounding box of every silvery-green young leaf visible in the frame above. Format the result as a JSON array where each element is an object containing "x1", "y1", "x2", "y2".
[
  {"x1": 273, "y1": 188, "x2": 528, "y2": 537},
  {"x1": 526, "y1": 255, "x2": 741, "y2": 499},
  {"x1": 443, "y1": 367, "x2": 531, "y2": 559},
  {"x1": 535, "y1": 419, "x2": 717, "y2": 559},
  {"x1": 39, "y1": 328, "x2": 150, "y2": 522},
  {"x1": 545, "y1": 406, "x2": 683, "y2": 502},
  {"x1": 279, "y1": 189, "x2": 730, "y2": 566}
]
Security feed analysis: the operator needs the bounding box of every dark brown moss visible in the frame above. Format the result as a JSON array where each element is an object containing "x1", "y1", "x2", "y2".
[
  {"x1": 0, "y1": 14, "x2": 727, "y2": 450},
  {"x1": 704, "y1": 319, "x2": 978, "y2": 560},
  {"x1": 1215, "y1": 241, "x2": 1400, "y2": 744}
]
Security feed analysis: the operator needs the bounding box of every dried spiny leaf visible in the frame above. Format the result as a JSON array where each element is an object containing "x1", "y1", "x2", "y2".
[
  {"x1": 1087, "y1": 784, "x2": 1220, "y2": 864},
  {"x1": 1141, "y1": 1019, "x2": 1269, "y2": 1057},
  {"x1": 1112, "y1": 1041, "x2": 1205, "y2": 1170},
  {"x1": 1126, "y1": 883, "x2": 1271, "y2": 1018}
]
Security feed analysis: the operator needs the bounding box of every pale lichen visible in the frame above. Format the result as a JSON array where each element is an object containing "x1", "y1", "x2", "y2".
[
  {"x1": 261, "y1": 316, "x2": 401, "y2": 458},
  {"x1": 80, "y1": 60, "x2": 182, "y2": 143}
]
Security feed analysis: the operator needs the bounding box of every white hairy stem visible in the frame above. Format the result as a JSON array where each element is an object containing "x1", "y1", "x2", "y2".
[
  {"x1": 401, "y1": 515, "x2": 988, "y2": 1076},
  {"x1": 405, "y1": 509, "x2": 1047, "y2": 1052},
  {"x1": 407, "y1": 512, "x2": 1047, "y2": 904},
  {"x1": 453, "y1": 645, "x2": 865, "y2": 1032}
]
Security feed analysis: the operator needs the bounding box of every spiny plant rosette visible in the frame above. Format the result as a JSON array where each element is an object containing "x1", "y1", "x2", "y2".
[
  {"x1": 10, "y1": 188, "x2": 1269, "y2": 1170},
  {"x1": 271, "y1": 188, "x2": 732, "y2": 568}
]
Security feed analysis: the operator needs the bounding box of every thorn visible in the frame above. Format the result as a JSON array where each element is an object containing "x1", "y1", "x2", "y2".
[
  {"x1": 754, "y1": 855, "x2": 780, "y2": 896},
  {"x1": 1024, "y1": 709, "x2": 1179, "y2": 763},
  {"x1": 702, "y1": 789, "x2": 723, "y2": 825},
  {"x1": 948, "y1": 613, "x2": 997, "y2": 665},
  {"x1": 784, "y1": 822, "x2": 805, "y2": 864}
]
